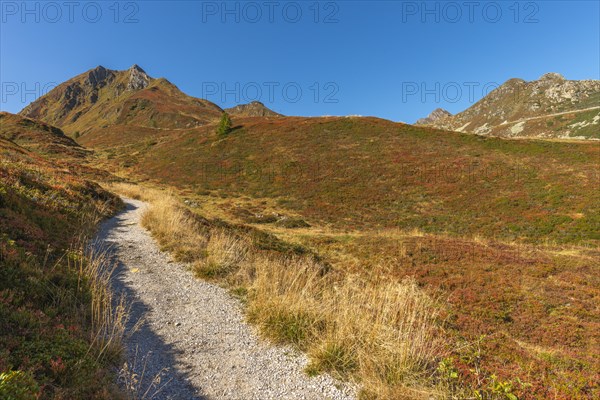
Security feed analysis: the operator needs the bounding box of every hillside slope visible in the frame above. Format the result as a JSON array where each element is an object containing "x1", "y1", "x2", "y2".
[
  {"x1": 19, "y1": 65, "x2": 224, "y2": 136},
  {"x1": 80, "y1": 115, "x2": 600, "y2": 246},
  {"x1": 0, "y1": 112, "x2": 88, "y2": 158},
  {"x1": 0, "y1": 134, "x2": 122, "y2": 398},
  {"x1": 417, "y1": 73, "x2": 600, "y2": 139}
]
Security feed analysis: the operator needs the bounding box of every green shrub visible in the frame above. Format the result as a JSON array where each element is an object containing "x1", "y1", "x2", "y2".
[{"x1": 0, "y1": 371, "x2": 40, "y2": 400}]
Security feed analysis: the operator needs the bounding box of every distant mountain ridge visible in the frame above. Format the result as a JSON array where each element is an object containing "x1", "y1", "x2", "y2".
[
  {"x1": 415, "y1": 108, "x2": 452, "y2": 125},
  {"x1": 225, "y1": 101, "x2": 283, "y2": 117},
  {"x1": 19, "y1": 66, "x2": 599, "y2": 140},
  {"x1": 416, "y1": 73, "x2": 600, "y2": 139},
  {"x1": 19, "y1": 65, "x2": 224, "y2": 136}
]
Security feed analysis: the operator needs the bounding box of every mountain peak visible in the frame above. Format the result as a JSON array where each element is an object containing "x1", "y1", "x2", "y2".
[
  {"x1": 18, "y1": 64, "x2": 223, "y2": 133},
  {"x1": 430, "y1": 108, "x2": 451, "y2": 116},
  {"x1": 226, "y1": 101, "x2": 283, "y2": 117},
  {"x1": 504, "y1": 77, "x2": 526, "y2": 86},
  {"x1": 539, "y1": 72, "x2": 565, "y2": 81},
  {"x1": 129, "y1": 64, "x2": 146, "y2": 73},
  {"x1": 86, "y1": 65, "x2": 113, "y2": 87},
  {"x1": 415, "y1": 108, "x2": 452, "y2": 125},
  {"x1": 127, "y1": 64, "x2": 150, "y2": 91},
  {"x1": 415, "y1": 73, "x2": 599, "y2": 139}
]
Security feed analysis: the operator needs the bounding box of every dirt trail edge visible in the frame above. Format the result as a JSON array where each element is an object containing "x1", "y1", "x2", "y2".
[{"x1": 96, "y1": 198, "x2": 357, "y2": 400}]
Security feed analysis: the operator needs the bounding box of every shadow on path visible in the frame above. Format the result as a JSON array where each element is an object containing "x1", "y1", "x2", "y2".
[{"x1": 95, "y1": 201, "x2": 209, "y2": 400}]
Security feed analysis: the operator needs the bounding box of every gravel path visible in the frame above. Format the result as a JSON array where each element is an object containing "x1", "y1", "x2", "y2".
[{"x1": 96, "y1": 198, "x2": 357, "y2": 400}]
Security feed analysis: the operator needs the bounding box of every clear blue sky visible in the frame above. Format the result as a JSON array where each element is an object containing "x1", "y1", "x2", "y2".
[{"x1": 1, "y1": 1, "x2": 599, "y2": 122}]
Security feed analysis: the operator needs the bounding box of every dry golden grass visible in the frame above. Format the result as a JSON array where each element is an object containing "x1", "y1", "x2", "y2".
[
  {"x1": 72, "y1": 246, "x2": 129, "y2": 363},
  {"x1": 243, "y1": 255, "x2": 446, "y2": 398},
  {"x1": 140, "y1": 193, "x2": 209, "y2": 262},
  {"x1": 106, "y1": 183, "x2": 209, "y2": 262},
  {"x1": 72, "y1": 201, "x2": 131, "y2": 365},
  {"x1": 110, "y1": 183, "x2": 450, "y2": 398},
  {"x1": 105, "y1": 181, "x2": 149, "y2": 201},
  {"x1": 195, "y1": 230, "x2": 251, "y2": 278}
]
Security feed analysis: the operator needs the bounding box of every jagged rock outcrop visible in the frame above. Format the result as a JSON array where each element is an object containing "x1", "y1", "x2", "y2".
[{"x1": 127, "y1": 64, "x2": 150, "y2": 91}]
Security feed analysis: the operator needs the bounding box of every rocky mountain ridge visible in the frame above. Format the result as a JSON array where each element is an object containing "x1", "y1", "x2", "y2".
[
  {"x1": 415, "y1": 108, "x2": 452, "y2": 125},
  {"x1": 416, "y1": 73, "x2": 600, "y2": 139},
  {"x1": 225, "y1": 101, "x2": 283, "y2": 117}
]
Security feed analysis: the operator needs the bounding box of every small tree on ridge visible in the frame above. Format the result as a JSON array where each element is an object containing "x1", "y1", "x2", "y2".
[{"x1": 216, "y1": 112, "x2": 232, "y2": 136}]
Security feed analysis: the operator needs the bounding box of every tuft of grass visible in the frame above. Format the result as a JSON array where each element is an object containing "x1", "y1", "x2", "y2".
[
  {"x1": 107, "y1": 182, "x2": 146, "y2": 200},
  {"x1": 194, "y1": 230, "x2": 250, "y2": 279},
  {"x1": 118, "y1": 347, "x2": 172, "y2": 400},
  {"x1": 241, "y1": 253, "x2": 446, "y2": 397},
  {"x1": 248, "y1": 301, "x2": 325, "y2": 348},
  {"x1": 307, "y1": 340, "x2": 358, "y2": 378},
  {"x1": 74, "y1": 246, "x2": 129, "y2": 365}
]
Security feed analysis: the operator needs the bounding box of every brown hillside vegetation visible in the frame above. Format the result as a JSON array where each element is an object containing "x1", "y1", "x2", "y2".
[
  {"x1": 0, "y1": 136, "x2": 125, "y2": 398},
  {"x1": 0, "y1": 112, "x2": 88, "y2": 159},
  {"x1": 0, "y1": 112, "x2": 112, "y2": 180},
  {"x1": 82, "y1": 116, "x2": 600, "y2": 246}
]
